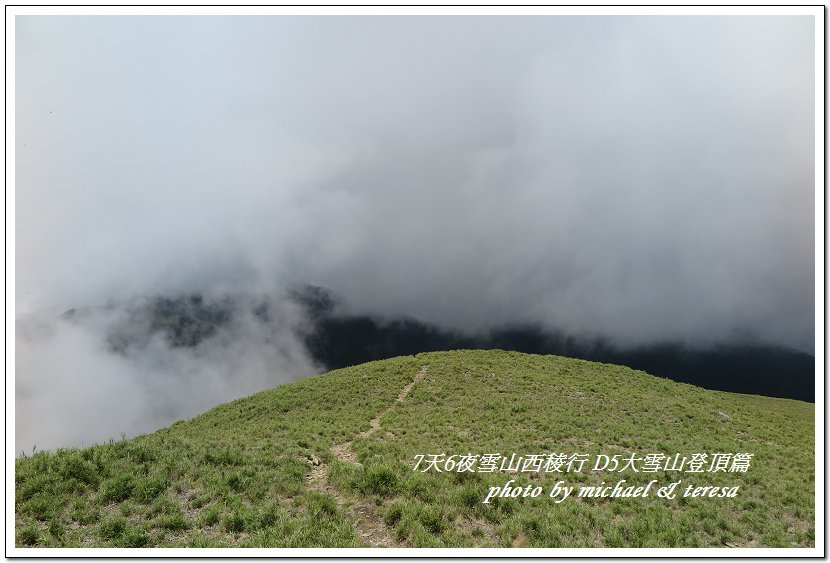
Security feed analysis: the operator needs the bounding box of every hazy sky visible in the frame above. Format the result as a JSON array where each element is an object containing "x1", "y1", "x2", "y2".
[{"x1": 16, "y1": 15, "x2": 815, "y2": 347}]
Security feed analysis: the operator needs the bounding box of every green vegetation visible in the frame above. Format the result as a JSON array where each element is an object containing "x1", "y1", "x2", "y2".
[{"x1": 15, "y1": 350, "x2": 814, "y2": 548}]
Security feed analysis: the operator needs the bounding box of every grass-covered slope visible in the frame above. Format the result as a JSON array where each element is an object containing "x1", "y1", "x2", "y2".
[{"x1": 15, "y1": 350, "x2": 814, "y2": 548}]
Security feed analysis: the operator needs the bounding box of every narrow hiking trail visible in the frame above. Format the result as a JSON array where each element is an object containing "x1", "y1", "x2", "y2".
[{"x1": 307, "y1": 365, "x2": 429, "y2": 547}]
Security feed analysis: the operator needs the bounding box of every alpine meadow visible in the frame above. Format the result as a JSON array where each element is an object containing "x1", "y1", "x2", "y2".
[{"x1": 15, "y1": 351, "x2": 814, "y2": 548}]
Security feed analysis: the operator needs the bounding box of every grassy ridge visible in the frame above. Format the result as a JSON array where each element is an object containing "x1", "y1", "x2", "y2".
[{"x1": 15, "y1": 350, "x2": 814, "y2": 548}]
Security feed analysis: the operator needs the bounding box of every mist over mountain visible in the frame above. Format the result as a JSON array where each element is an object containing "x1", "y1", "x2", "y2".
[
  {"x1": 15, "y1": 292, "x2": 317, "y2": 451},
  {"x1": 43, "y1": 285, "x2": 821, "y2": 397},
  {"x1": 16, "y1": 16, "x2": 814, "y2": 351},
  {"x1": 16, "y1": 280, "x2": 814, "y2": 452},
  {"x1": 14, "y1": 15, "x2": 816, "y2": 450}
]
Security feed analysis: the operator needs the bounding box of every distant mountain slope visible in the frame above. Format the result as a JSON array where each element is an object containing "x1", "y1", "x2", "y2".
[
  {"x1": 16, "y1": 351, "x2": 814, "y2": 548},
  {"x1": 293, "y1": 286, "x2": 815, "y2": 402},
  {"x1": 59, "y1": 286, "x2": 815, "y2": 401}
]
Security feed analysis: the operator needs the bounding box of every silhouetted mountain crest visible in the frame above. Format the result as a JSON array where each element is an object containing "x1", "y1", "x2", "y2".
[
  {"x1": 293, "y1": 286, "x2": 815, "y2": 402},
  {"x1": 59, "y1": 285, "x2": 814, "y2": 402}
]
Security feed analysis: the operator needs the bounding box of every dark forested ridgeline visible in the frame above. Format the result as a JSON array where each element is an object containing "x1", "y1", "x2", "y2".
[
  {"x1": 73, "y1": 286, "x2": 814, "y2": 402},
  {"x1": 302, "y1": 313, "x2": 815, "y2": 403},
  {"x1": 294, "y1": 286, "x2": 815, "y2": 403}
]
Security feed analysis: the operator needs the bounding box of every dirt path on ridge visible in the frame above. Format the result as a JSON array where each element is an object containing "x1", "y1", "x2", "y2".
[{"x1": 307, "y1": 365, "x2": 429, "y2": 547}]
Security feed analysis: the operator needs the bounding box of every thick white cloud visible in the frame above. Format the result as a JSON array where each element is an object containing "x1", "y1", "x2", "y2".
[{"x1": 16, "y1": 15, "x2": 813, "y2": 347}]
